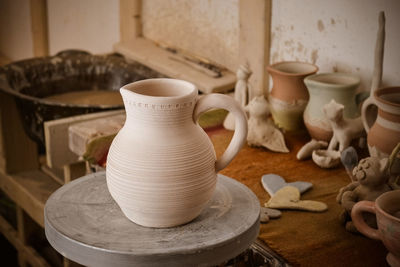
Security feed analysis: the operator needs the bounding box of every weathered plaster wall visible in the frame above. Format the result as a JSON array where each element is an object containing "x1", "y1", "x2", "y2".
[
  {"x1": 0, "y1": 0, "x2": 34, "y2": 61},
  {"x1": 142, "y1": 0, "x2": 239, "y2": 72},
  {"x1": 47, "y1": 0, "x2": 119, "y2": 55},
  {"x1": 270, "y1": 0, "x2": 400, "y2": 92}
]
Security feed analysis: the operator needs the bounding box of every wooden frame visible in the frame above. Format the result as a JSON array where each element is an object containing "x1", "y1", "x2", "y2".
[
  {"x1": 30, "y1": 0, "x2": 49, "y2": 57},
  {"x1": 115, "y1": 0, "x2": 271, "y2": 96}
]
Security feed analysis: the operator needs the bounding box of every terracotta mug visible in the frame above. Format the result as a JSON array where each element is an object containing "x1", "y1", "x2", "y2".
[
  {"x1": 351, "y1": 190, "x2": 400, "y2": 267},
  {"x1": 361, "y1": 87, "x2": 400, "y2": 158},
  {"x1": 267, "y1": 61, "x2": 318, "y2": 131},
  {"x1": 106, "y1": 78, "x2": 248, "y2": 228}
]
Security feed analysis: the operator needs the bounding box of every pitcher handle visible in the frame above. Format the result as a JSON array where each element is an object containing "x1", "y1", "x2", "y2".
[
  {"x1": 361, "y1": 96, "x2": 377, "y2": 133},
  {"x1": 193, "y1": 94, "x2": 248, "y2": 172},
  {"x1": 351, "y1": 200, "x2": 380, "y2": 240}
]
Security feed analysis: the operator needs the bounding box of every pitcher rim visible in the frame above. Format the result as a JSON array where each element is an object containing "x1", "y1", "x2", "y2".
[
  {"x1": 267, "y1": 61, "x2": 318, "y2": 77},
  {"x1": 374, "y1": 86, "x2": 400, "y2": 108},
  {"x1": 120, "y1": 78, "x2": 197, "y2": 102},
  {"x1": 304, "y1": 72, "x2": 360, "y2": 90}
]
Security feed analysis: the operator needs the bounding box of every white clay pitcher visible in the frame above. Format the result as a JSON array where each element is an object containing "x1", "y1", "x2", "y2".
[{"x1": 106, "y1": 78, "x2": 248, "y2": 228}]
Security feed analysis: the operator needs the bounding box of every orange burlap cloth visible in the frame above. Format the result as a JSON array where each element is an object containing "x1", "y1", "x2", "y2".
[{"x1": 210, "y1": 128, "x2": 387, "y2": 267}]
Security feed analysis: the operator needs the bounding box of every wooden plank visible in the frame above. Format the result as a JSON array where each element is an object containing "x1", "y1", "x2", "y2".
[
  {"x1": 120, "y1": 0, "x2": 142, "y2": 44},
  {"x1": 114, "y1": 39, "x2": 236, "y2": 94},
  {"x1": 44, "y1": 110, "x2": 124, "y2": 174},
  {"x1": 239, "y1": 0, "x2": 271, "y2": 99},
  {"x1": 63, "y1": 161, "x2": 87, "y2": 184},
  {"x1": 0, "y1": 169, "x2": 60, "y2": 228},
  {"x1": 30, "y1": 0, "x2": 49, "y2": 57},
  {"x1": 0, "y1": 53, "x2": 11, "y2": 65},
  {"x1": 0, "y1": 92, "x2": 39, "y2": 174},
  {"x1": 0, "y1": 214, "x2": 50, "y2": 267},
  {"x1": 17, "y1": 206, "x2": 39, "y2": 267}
]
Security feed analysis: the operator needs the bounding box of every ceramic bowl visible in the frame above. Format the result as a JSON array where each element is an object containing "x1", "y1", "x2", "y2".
[{"x1": 0, "y1": 50, "x2": 164, "y2": 150}]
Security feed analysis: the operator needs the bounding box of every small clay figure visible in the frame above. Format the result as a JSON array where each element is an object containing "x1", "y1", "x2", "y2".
[
  {"x1": 234, "y1": 64, "x2": 252, "y2": 108},
  {"x1": 246, "y1": 96, "x2": 289, "y2": 153},
  {"x1": 338, "y1": 156, "x2": 391, "y2": 232},
  {"x1": 323, "y1": 100, "x2": 364, "y2": 152},
  {"x1": 223, "y1": 64, "x2": 252, "y2": 130},
  {"x1": 311, "y1": 100, "x2": 364, "y2": 168}
]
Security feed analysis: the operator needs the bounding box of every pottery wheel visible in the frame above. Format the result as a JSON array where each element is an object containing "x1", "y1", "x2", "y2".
[{"x1": 45, "y1": 172, "x2": 260, "y2": 267}]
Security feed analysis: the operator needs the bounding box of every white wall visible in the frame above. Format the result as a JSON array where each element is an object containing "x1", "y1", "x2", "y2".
[
  {"x1": 0, "y1": 0, "x2": 34, "y2": 61},
  {"x1": 142, "y1": 0, "x2": 239, "y2": 72},
  {"x1": 47, "y1": 0, "x2": 119, "y2": 55},
  {"x1": 270, "y1": 0, "x2": 400, "y2": 92}
]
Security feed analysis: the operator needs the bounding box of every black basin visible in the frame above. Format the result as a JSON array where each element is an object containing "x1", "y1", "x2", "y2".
[{"x1": 0, "y1": 50, "x2": 164, "y2": 151}]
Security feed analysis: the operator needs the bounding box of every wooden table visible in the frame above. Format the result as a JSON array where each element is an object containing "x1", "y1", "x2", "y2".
[
  {"x1": 0, "y1": 122, "x2": 389, "y2": 266},
  {"x1": 44, "y1": 172, "x2": 260, "y2": 267},
  {"x1": 210, "y1": 128, "x2": 388, "y2": 267}
]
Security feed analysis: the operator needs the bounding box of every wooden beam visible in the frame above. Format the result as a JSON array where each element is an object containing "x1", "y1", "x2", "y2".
[
  {"x1": 120, "y1": 0, "x2": 142, "y2": 45},
  {"x1": 239, "y1": 0, "x2": 271, "y2": 99},
  {"x1": 30, "y1": 0, "x2": 49, "y2": 57},
  {"x1": 0, "y1": 170, "x2": 60, "y2": 228},
  {"x1": 0, "y1": 214, "x2": 50, "y2": 266},
  {"x1": 0, "y1": 92, "x2": 38, "y2": 174}
]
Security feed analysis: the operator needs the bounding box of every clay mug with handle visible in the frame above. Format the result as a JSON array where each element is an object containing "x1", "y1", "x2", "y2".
[
  {"x1": 352, "y1": 190, "x2": 400, "y2": 267},
  {"x1": 361, "y1": 87, "x2": 400, "y2": 159}
]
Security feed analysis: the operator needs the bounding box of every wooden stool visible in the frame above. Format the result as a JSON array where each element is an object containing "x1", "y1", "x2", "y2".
[{"x1": 44, "y1": 172, "x2": 260, "y2": 266}]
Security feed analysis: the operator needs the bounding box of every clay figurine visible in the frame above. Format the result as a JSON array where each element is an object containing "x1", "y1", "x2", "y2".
[
  {"x1": 324, "y1": 100, "x2": 364, "y2": 152},
  {"x1": 337, "y1": 156, "x2": 392, "y2": 232},
  {"x1": 224, "y1": 64, "x2": 252, "y2": 130},
  {"x1": 311, "y1": 100, "x2": 364, "y2": 168},
  {"x1": 246, "y1": 96, "x2": 289, "y2": 153}
]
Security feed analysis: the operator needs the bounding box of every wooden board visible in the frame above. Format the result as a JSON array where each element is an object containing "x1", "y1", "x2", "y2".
[
  {"x1": 0, "y1": 92, "x2": 38, "y2": 174},
  {"x1": 0, "y1": 214, "x2": 50, "y2": 267},
  {"x1": 114, "y1": 39, "x2": 236, "y2": 94},
  {"x1": 44, "y1": 110, "x2": 125, "y2": 175},
  {"x1": 239, "y1": 0, "x2": 271, "y2": 99},
  {"x1": 30, "y1": 0, "x2": 49, "y2": 57},
  {"x1": 0, "y1": 169, "x2": 60, "y2": 228}
]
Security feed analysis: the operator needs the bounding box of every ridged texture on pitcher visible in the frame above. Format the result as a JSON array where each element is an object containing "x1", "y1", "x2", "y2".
[{"x1": 106, "y1": 81, "x2": 217, "y2": 227}]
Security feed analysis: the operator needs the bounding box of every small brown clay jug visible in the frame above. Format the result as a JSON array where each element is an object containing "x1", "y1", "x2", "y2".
[
  {"x1": 361, "y1": 87, "x2": 400, "y2": 158},
  {"x1": 267, "y1": 61, "x2": 318, "y2": 131}
]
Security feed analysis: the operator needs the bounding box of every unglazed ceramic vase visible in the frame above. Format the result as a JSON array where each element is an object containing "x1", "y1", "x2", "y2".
[
  {"x1": 352, "y1": 190, "x2": 400, "y2": 267},
  {"x1": 267, "y1": 61, "x2": 318, "y2": 131},
  {"x1": 361, "y1": 87, "x2": 400, "y2": 158},
  {"x1": 106, "y1": 78, "x2": 248, "y2": 228},
  {"x1": 303, "y1": 73, "x2": 363, "y2": 141}
]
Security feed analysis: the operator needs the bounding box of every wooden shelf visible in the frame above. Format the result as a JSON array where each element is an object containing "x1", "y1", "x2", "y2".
[
  {"x1": 0, "y1": 169, "x2": 60, "y2": 228},
  {"x1": 114, "y1": 39, "x2": 236, "y2": 94}
]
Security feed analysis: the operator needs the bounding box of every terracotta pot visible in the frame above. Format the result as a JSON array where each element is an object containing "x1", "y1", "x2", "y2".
[
  {"x1": 351, "y1": 190, "x2": 400, "y2": 267},
  {"x1": 267, "y1": 61, "x2": 318, "y2": 131},
  {"x1": 303, "y1": 73, "x2": 363, "y2": 141},
  {"x1": 362, "y1": 87, "x2": 400, "y2": 158},
  {"x1": 106, "y1": 78, "x2": 248, "y2": 228}
]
